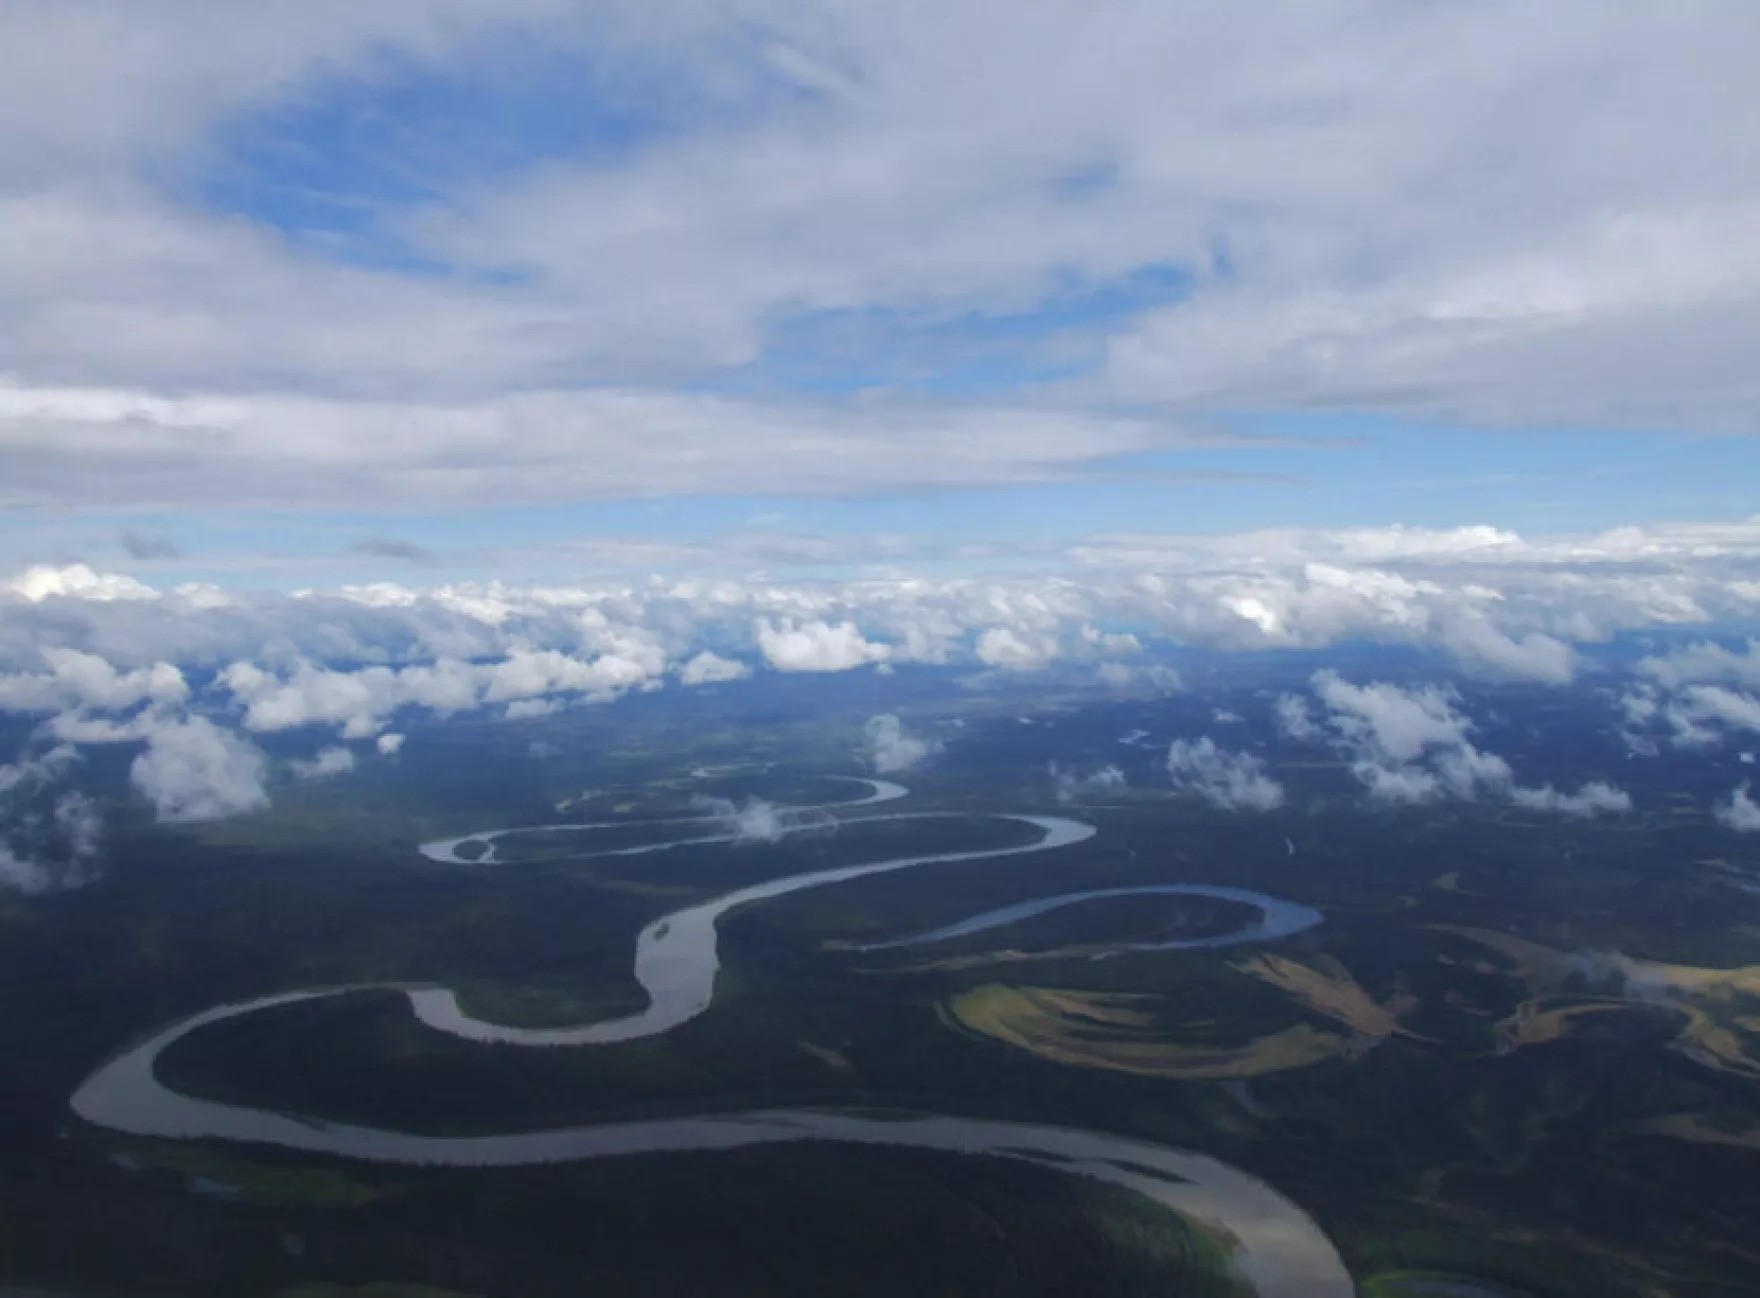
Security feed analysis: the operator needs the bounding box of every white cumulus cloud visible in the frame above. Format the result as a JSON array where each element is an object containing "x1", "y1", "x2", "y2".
[
  {"x1": 678, "y1": 651, "x2": 750, "y2": 685},
  {"x1": 1306, "y1": 671, "x2": 1629, "y2": 815},
  {"x1": 1510, "y1": 781, "x2": 1633, "y2": 819},
  {"x1": 863, "y1": 713, "x2": 940, "y2": 775},
  {"x1": 1165, "y1": 737, "x2": 1284, "y2": 812},
  {"x1": 1051, "y1": 762, "x2": 1128, "y2": 804},
  {"x1": 1716, "y1": 783, "x2": 1760, "y2": 833},
  {"x1": 290, "y1": 745, "x2": 357, "y2": 782},
  {"x1": 975, "y1": 627, "x2": 1056, "y2": 672},
  {"x1": 4, "y1": 565, "x2": 157, "y2": 603},
  {"x1": 1273, "y1": 693, "x2": 1320, "y2": 741},
  {"x1": 689, "y1": 796, "x2": 790, "y2": 844},
  {"x1": 757, "y1": 619, "x2": 891, "y2": 673},
  {"x1": 130, "y1": 717, "x2": 269, "y2": 824},
  {"x1": 0, "y1": 648, "x2": 186, "y2": 715}
]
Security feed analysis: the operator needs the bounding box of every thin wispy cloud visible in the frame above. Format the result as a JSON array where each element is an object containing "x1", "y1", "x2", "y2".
[
  {"x1": 0, "y1": 5, "x2": 1754, "y2": 522},
  {"x1": 121, "y1": 530, "x2": 181, "y2": 561},
  {"x1": 348, "y1": 537, "x2": 439, "y2": 565}
]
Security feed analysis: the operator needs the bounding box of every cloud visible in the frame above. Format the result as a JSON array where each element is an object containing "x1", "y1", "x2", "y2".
[
  {"x1": 0, "y1": 5, "x2": 1754, "y2": 522},
  {"x1": 348, "y1": 537, "x2": 438, "y2": 565},
  {"x1": 0, "y1": 647, "x2": 187, "y2": 715},
  {"x1": 689, "y1": 795, "x2": 789, "y2": 844},
  {"x1": 1673, "y1": 686, "x2": 1760, "y2": 735},
  {"x1": 121, "y1": 529, "x2": 180, "y2": 560},
  {"x1": 375, "y1": 732, "x2": 405, "y2": 756},
  {"x1": 1080, "y1": 625, "x2": 1141, "y2": 655},
  {"x1": 1509, "y1": 781, "x2": 1633, "y2": 818},
  {"x1": 4, "y1": 564, "x2": 156, "y2": 603},
  {"x1": 44, "y1": 789, "x2": 96, "y2": 857},
  {"x1": 678, "y1": 651, "x2": 750, "y2": 685},
  {"x1": 757, "y1": 619, "x2": 891, "y2": 673},
  {"x1": 1434, "y1": 615, "x2": 1576, "y2": 685},
  {"x1": 3, "y1": 510, "x2": 1759, "y2": 689},
  {"x1": 1051, "y1": 762, "x2": 1127, "y2": 804},
  {"x1": 1639, "y1": 641, "x2": 1760, "y2": 691},
  {"x1": 0, "y1": 744, "x2": 102, "y2": 893},
  {"x1": 289, "y1": 745, "x2": 357, "y2": 781},
  {"x1": 0, "y1": 845, "x2": 60, "y2": 895},
  {"x1": 1622, "y1": 645, "x2": 1760, "y2": 750},
  {"x1": 1716, "y1": 783, "x2": 1760, "y2": 833},
  {"x1": 1311, "y1": 671, "x2": 1475, "y2": 766},
  {"x1": 1097, "y1": 662, "x2": 1183, "y2": 694},
  {"x1": 0, "y1": 744, "x2": 78, "y2": 797},
  {"x1": 975, "y1": 627, "x2": 1057, "y2": 672},
  {"x1": 218, "y1": 640, "x2": 664, "y2": 739},
  {"x1": 1068, "y1": 521, "x2": 1760, "y2": 680},
  {"x1": 1165, "y1": 737, "x2": 1284, "y2": 812},
  {"x1": 129, "y1": 717, "x2": 269, "y2": 824},
  {"x1": 0, "y1": 510, "x2": 1757, "y2": 755},
  {"x1": 1349, "y1": 761, "x2": 1444, "y2": 807},
  {"x1": 863, "y1": 714, "x2": 940, "y2": 775},
  {"x1": 1307, "y1": 670, "x2": 1630, "y2": 814},
  {"x1": 1273, "y1": 693, "x2": 1319, "y2": 740},
  {"x1": 0, "y1": 169, "x2": 1702, "y2": 854},
  {"x1": 221, "y1": 661, "x2": 407, "y2": 738},
  {"x1": 1322, "y1": 683, "x2": 1503, "y2": 803},
  {"x1": 482, "y1": 645, "x2": 664, "y2": 704},
  {"x1": 0, "y1": 380, "x2": 1212, "y2": 511}
]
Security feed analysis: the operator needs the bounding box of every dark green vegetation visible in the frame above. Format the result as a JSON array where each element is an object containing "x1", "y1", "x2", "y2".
[
  {"x1": 3, "y1": 1141, "x2": 1240, "y2": 1298},
  {"x1": 1358, "y1": 1276, "x2": 1535, "y2": 1298},
  {"x1": 4, "y1": 662, "x2": 1760, "y2": 1295}
]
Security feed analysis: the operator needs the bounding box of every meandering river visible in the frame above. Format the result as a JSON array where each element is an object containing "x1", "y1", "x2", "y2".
[
  {"x1": 855, "y1": 883, "x2": 1324, "y2": 955},
  {"x1": 412, "y1": 811, "x2": 1093, "y2": 1046},
  {"x1": 419, "y1": 776, "x2": 908, "y2": 865},
  {"x1": 69, "y1": 776, "x2": 1351, "y2": 1297}
]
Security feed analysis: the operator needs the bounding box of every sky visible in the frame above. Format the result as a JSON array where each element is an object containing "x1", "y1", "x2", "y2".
[{"x1": 4, "y1": 2, "x2": 1760, "y2": 855}]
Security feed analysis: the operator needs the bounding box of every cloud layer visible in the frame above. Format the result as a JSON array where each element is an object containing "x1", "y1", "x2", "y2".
[
  {"x1": 1, "y1": 6, "x2": 1757, "y2": 848},
  {"x1": 6, "y1": 513, "x2": 1760, "y2": 691},
  {"x1": 0, "y1": 509, "x2": 1752, "y2": 836},
  {"x1": 1, "y1": 5, "x2": 1758, "y2": 513}
]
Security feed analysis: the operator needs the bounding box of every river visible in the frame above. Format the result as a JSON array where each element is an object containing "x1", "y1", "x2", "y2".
[{"x1": 68, "y1": 777, "x2": 1352, "y2": 1297}]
